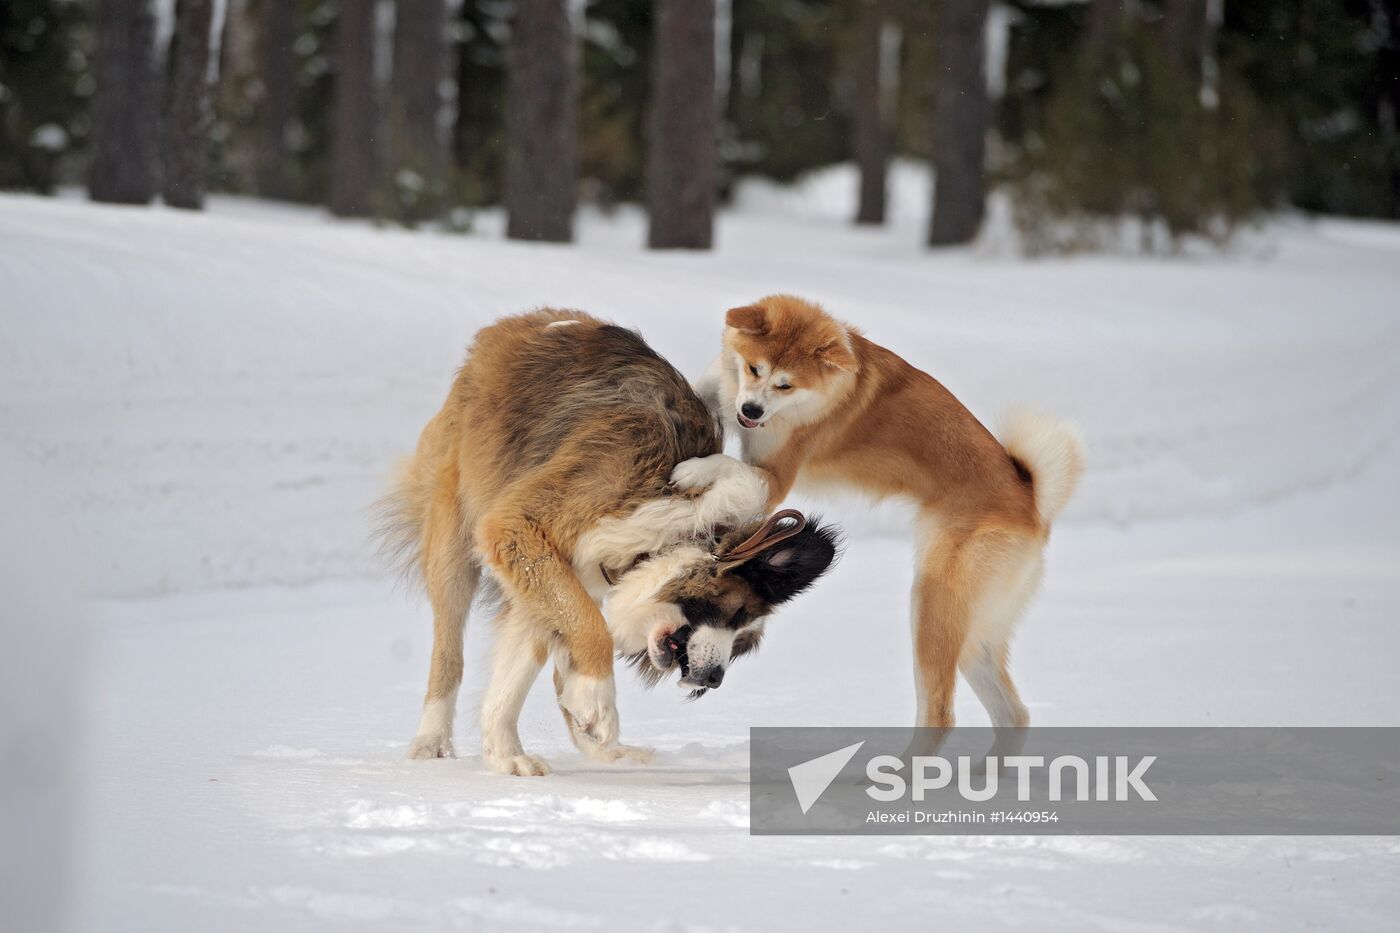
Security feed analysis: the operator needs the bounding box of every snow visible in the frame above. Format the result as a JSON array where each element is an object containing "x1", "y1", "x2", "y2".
[{"x1": 2, "y1": 177, "x2": 1399, "y2": 931}]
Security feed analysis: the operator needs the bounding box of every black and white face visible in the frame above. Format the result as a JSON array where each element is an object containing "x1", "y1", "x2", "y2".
[
  {"x1": 636, "y1": 518, "x2": 842, "y2": 698},
  {"x1": 665, "y1": 602, "x2": 767, "y2": 694}
]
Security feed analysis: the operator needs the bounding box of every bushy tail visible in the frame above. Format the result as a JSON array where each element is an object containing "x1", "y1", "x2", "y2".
[
  {"x1": 999, "y1": 408, "x2": 1086, "y2": 525},
  {"x1": 373, "y1": 455, "x2": 429, "y2": 588}
]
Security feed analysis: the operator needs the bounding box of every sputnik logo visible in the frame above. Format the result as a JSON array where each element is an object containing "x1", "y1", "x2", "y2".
[{"x1": 787, "y1": 741, "x2": 865, "y2": 814}]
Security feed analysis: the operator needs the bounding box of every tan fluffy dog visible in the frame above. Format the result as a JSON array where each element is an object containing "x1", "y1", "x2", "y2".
[
  {"x1": 697, "y1": 295, "x2": 1084, "y2": 737},
  {"x1": 382, "y1": 310, "x2": 840, "y2": 775}
]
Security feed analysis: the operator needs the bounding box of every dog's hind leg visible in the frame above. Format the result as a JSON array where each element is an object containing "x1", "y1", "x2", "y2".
[
  {"x1": 962, "y1": 644, "x2": 1031, "y2": 758},
  {"x1": 959, "y1": 538, "x2": 1042, "y2": 757},
  {"x1": 908, "y1": 527, "x2": 973, "y2": 755},
  {"x1": 908, "y1": 521, "x2": 1038, "y2": 755},
  {"x1": 480, "y1": 601, "x2": 551, "y2": 776},
  {"x1": 408, "y1": 482, "x2": 480, "y2": 760}
]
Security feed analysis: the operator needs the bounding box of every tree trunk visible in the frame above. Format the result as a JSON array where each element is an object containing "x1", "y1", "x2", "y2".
[
  {"x1": 1085, "y1": 0, "x2": 1126, "y2": 54},
  {"x1": 647, "y1": 0, "x2": 716, "y2": 249},
  {"x1": 257, "y1": 0, "x2": 297, "y2": 199},
  {"x1": 928, "y1": 0, "x2": 990, "y2": 247},
  {"x1": 1163, "y1": 0, "x2": 1208, "y2": 67},
  {"x1": 453, "y1": 0, "x2": 510, "y2": 205},
  {"x1": 852, "y1": 0, "x2": 890, "y2": 226},
  {"x1": 213, "y1": 0, "x2": 259, "y2": 192},
  {"x1": 163, "y1": 0, "x2": 215, "y2": 209},
  {"x1": 1381, "y1": 0, "x2": 1400, "y2": 218},
  {"x1": 1165, "y1": 0, "x2": 1223, "y2": 110},
  {"x1": 90, "y1": 0, "x2": 160, "y2": 204},
  {"x1": 389, "y1": 0, "x2": 451, "y2": 220},
  {"x1": 505, "y1": 0, "x2": 576, "y2": 242},
  {"x1": 329, "y1": 0, "x2": 380, "y2": 217}
]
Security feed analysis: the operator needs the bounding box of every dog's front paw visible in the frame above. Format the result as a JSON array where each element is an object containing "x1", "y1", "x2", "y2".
[
  {"x1": 559, "y1": 674, "x2": 620, "y2": 747},
  {"x1": 605, "y1": 744, "x2": 655, "y2": 765},
  {"x1": 485, "y1": 751, "x2": 552, "y2": 777},
  {"x1": 670, "y1": 453, "x2": 739, "y2": 492},
  {"x1": 407, "y1": 732, "x2": 455, "y2": 760},
  {"x1": 575, "y1": 738, "x2": 656, "y2": 765}
]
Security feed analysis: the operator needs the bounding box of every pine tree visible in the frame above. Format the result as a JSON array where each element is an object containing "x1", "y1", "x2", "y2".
[
  {"x1": 1163, "y1": 0, "x2": 1212, "y2": 72},
  {"x1": 256, "y1": 0, "x2": 296, "y2": 199},
  {"x1": 928, "y1": 0, "x2": 991, "y2": 246},
  {"x1": 647, "y1": 0, "x2": 716, "y2": 249},
  {"x1": 452, "y1": 0, "x2": 509, "y2": 206},
  {"x1": 725, "y1": 0, "x2": 846, "y2": 183},
  {"x1": 329, "y1": 0, "x2": 379, "y2": 217},
  {"x1": 505, "y1": 0, "x2": 577, "y2": 241},
  {"x1": 1380, "y1": 1, "x2": 1400, "y2": 218},
  {"x1": 578, "y1": 0, "x2": 653, "y2": 205},
  {"x1": 852, "y1": 0, "x2": 891, "y2": 225},
  {"x1": 89, "y1": 0, "x2": 159, "y2": 204},
  {"x1": 0, "y1": 0, "x2": 92, "y2": 193},
  {"x1": 388, "y1": 0, "x2": 451, "y2": 224},
  {"x1": 210, "y1": 0, "x2": 258, "y2": 193},
  {"x1": 1085, "y1": 0, "x2": 1127, "y2": 53},
  {"x1": 163, "y1": 0, "x2": 215, "y2": 209}
]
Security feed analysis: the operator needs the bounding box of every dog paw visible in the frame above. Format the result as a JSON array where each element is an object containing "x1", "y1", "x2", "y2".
[
  {"x1": 670, "y1": 454, "x2": 738, "y2": 492},
  {"x1": 559, "y1": 675, "x2": 620, "y2": 748},
  {"x1": 607, "y1": 744, "x2": 655, "y2": 765},
  {"x1": 485, "y1": 751, "x2": 551, "y2": 777},
  {"x1": 407, "y1": 732, "x2": 455, "y2": 760},
  {"x1": 576, "y1": 738, "x2": 656, "y2": 765}
]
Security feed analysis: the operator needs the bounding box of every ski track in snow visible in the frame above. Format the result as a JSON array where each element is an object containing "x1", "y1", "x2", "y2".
[{"x1": 2, "y1": 184, "x2": 1399, "y2": 931}]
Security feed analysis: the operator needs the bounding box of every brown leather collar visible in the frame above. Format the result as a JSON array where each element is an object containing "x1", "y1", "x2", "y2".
[
  {"x1": 599, "y1": 555, "x2": 645, "y2": 587},
  {"x1": 718, "y1": 509, "x2": 807, "y2": 567}
]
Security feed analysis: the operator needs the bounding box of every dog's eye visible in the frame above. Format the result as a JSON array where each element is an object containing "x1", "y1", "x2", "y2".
[
  {"x1": 748, "y1": 364, "x2": 760, "y2": 377},
  {"x1": 775, "y1": 384, "x2": 792, "y2": 391}
]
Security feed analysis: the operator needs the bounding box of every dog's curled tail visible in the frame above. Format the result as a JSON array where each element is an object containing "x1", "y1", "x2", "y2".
[{"x1": 999, "y1": 408, "x2": 1086, "y2": 525}]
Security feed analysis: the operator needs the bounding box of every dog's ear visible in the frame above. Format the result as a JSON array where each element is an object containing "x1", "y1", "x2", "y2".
[
  {"x1": 729, "y1": 518, "x2": 841, "y2": 606},
  {"x1": 815, "y1": 339, "x2": 857, "y2": 374},
  {"x1": 726, "y1": 304, "x2": 769, "y2": 336}
]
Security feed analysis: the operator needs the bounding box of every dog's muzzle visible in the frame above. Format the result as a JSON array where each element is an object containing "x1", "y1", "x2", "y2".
[{"x1": 680, "y1": 664, "x2": 725, "y2": 690}]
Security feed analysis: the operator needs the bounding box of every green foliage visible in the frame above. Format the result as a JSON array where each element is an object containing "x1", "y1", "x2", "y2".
[
  {"x1": 1006, "y1": 13, "x2": 1284, "y2": 254},
  {"x1": 578, "y1": 0, "x2": 650, "y2": 205},
  {"x1": 1224, "y1": 0, "x2": 1398, "y2": 219},
  {"x1": 207, "y1": 0, "x2": 334, "y2": 202},
  {"x1": 0, "y1": 0, "x2": 92, "y2": 193},
  {"x1": 890, "y1": 0, "x2": 936, "y2": 162},
  {"x1": 7, "y1": 0, "x2": 1390, "y2": 236},
  {"x1": 375, "y1": 162, "x2": 446, "y2": 228},
  {"x1": 291, "y1": 0, "x2": 337, "y2": 203},
  {"x1": 726, "y1": 0, "x2": 846, "y2": 183},
  {"x1": 451, "y1": 0, "x2": 508, "y2": 206}
]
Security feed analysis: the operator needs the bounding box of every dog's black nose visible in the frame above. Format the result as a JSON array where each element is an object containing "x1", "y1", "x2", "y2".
[
  {"x1": 741, "y1": 402, "x2": 764, "y2": 420},
  {"x1": 702, "y1": 667, "x2": 725, "y2": 689}
]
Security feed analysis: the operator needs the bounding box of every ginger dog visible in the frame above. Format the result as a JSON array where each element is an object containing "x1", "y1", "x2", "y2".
[{"x1": 696, "y1": 295, "x2": 1083, "y2": 738}]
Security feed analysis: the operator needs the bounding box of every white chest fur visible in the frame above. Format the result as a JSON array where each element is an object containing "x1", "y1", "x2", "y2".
[{"x1": 739, "y1": 418, "x2": 792, "y2": 463}]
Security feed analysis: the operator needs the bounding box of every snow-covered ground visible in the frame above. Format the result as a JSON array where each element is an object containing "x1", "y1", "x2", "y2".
[{"x1": 3, "y1": 172, "x2": 1400, "y2": 931}]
